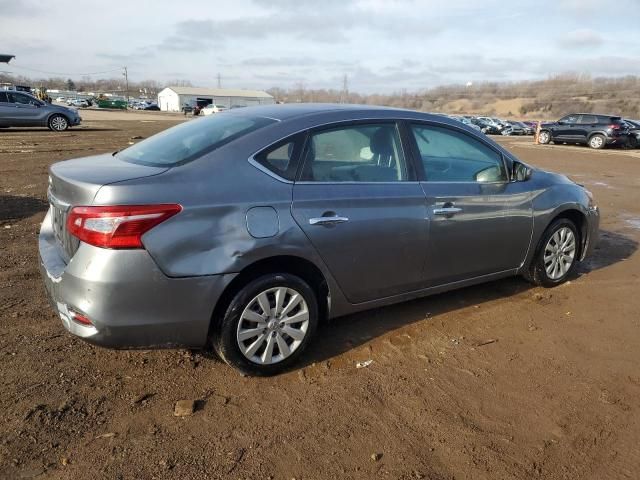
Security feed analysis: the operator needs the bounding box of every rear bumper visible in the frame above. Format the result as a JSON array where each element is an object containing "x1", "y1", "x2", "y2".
[
  {"x1": 38, "y1": 209, "x2": 234, "y2": 349},
  {"x1": 605, "y1": 133, "x2": 629, "y2": 145}
]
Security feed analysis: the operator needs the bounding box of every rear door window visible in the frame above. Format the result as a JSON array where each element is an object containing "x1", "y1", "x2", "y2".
[{"x1": 299, "y1": 123, "x2": 409, "y2": 182}]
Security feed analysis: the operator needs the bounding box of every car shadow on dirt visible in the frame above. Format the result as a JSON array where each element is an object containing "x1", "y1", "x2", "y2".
[
  {"x1": 299, "y1": 228, "x2": 637, "y2": 368},
  {"x1": 579, "y1": 229, "x2": 638, "y2": 272},
  {"x1": 0, "y1": 195, "x2": 48, "y2": 223}
]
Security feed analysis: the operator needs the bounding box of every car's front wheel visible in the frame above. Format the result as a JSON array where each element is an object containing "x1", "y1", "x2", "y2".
[
  {"x1": 526, "y1": 218, "x2": 579, "y2": 287},
  {"x1": 588, "y1": 134, "x2": 606, "y2": 149},
  {"x1": 214, "y1": 273, "x2": 318, "y2": 376},
  {"x1": 48, "y1": 114, "x2": 69, "y2": 132},
  {"x1": 538, "y1": 130, "x2": 551, "y2": 144}
]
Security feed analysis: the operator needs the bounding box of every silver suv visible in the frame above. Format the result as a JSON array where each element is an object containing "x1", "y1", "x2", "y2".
[{"x1": 0, "y1": 90, "x2": 81, "y2": 131}]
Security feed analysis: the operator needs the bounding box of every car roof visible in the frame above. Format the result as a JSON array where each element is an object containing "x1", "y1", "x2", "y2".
[
  {"x1": 222, "y1": 103, "x2": 479, "y2": 133},
  {"x1": 225, "y1": 103, "x2": 425, "y2": 121},
  {"x1": 568, "y1": 113, "x2": 622, "y2": 118}
]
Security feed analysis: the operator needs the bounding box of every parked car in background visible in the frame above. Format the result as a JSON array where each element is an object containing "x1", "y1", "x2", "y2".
[
  {"x1": 143, "y1": 104, "x2": 160, "y2": 111},
  {"x1": 538, "y1": 113, "x2": 630, "y2": 149},
  {"x1": 502, "y1": 121, "x2": 532, "y2": 136},
  {"x1": 0, "y1": 90, "x2": 81, "y2": 131},
  {"x1": 70, "y1": 99, "x2": 89, "y2": 108},
  {"x1": 523, "y1": 120, "x2": 539, "y2": 132},
  {"x1": 55, "y1": 96, "x2": 66, "y2": 102},
  {"x1": 201, "y1": 104, "x2": 228, "y2": 116},
  {"x1": 39, "y1": 104, "x2": 599, "y2": 375},
  {"x1": 450, "y1": 115, "x2": 482, "y2": 132},
  {"x1": 623, "y1": 119, "x2": 640, "y2": 148},
  {"x1": 477, "y1": 117, "x2": 506, "y2": 133},
  {"x1": 471, "y1": 117, "x2": 501, "y2": 135}
]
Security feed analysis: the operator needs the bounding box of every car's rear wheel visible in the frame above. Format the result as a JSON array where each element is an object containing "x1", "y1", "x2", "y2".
[
  {"x1": 48, "y1": 114, "x2": 69, "y2": 132},
  {"x1": 588, "y1": 134, "x2": 605, "y2": 149},
  {"x1": 538, "y1": 130, "x2": 551, "y2": 144},
  {"x1": 214, "y1": 273, "x2": 318, "y2": 376},
  {"x1": 526, "y1": 218, "x2": 579, "y2": 287}
]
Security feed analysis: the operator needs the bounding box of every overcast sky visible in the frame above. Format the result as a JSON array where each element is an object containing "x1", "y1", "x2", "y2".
[{"x1": 1, "y1": 0, "x2": 639, "y2": 93}]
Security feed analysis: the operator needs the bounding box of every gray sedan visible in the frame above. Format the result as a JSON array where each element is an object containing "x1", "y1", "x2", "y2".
[
  {"x1": 39, "y1": 104, "x2": 599, "y2": 375},
  {"x1": 0, "y1": 90, "x2": 81, "y2": 131}
]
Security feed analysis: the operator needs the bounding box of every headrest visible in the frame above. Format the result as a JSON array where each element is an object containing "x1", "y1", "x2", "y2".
[{"x1": 370, "y1": 128, "x2": 394, "y2": 156}]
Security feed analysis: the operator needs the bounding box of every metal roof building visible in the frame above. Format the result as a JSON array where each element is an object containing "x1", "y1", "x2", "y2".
[{"x1": 157, "y1": 86, "x2": 274, "y2": 112}]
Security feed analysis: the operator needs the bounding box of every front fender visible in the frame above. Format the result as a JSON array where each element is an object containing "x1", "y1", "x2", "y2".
[{"x1": 521, "y1": 184, "x2": 594, "y2": 270}]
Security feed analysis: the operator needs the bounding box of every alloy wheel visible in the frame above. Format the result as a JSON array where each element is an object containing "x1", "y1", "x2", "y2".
[
  {"x1": 539, "y1": 131, "x2": 550, "y2": 144},
  {"x1": 236, "y1": 287, "x2": 309, "y2": 365},
  {"x1": 589, "y1": 136, "x2": 604, "y2": 149},
  {"x1": 50, "y1": 116, "x2": 68, "y2": 131},
  {"x1": 543, "y1": 227, "x2": 576, "y2": 280}
]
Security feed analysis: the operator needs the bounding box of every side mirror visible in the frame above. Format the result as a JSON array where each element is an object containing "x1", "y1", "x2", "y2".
[{"x1": 513, "y1": 162, "x2": 532, "y2": 182}]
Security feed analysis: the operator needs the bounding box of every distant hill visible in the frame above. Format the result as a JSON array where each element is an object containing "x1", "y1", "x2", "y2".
[{"x1": 269, "y1": 74, "x2": 640, "y2": 120}]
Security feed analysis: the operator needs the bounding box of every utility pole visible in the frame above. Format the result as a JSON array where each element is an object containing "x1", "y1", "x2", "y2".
[
  {"x1": 123, "y1": 66, "x2": 130, "y2": 107},
  {"x1": 340, "y1": 74, "x2": 349, "y2": 103},
  {"x1": 217, "y1": 73, "x2": 222, "y2": 88}
]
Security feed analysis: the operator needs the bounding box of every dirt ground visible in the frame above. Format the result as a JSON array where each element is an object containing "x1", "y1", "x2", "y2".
[{"x1": 1, "y1": 112, "x2": 640, "y2": 480}]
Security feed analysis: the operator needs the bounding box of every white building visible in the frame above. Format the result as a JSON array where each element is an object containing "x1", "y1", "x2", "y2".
[{"x1": 157, "y1": 86, "x2": 274, "y2": 112}]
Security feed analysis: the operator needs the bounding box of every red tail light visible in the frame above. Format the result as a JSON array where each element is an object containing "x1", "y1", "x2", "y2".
[
  {"x1": 67, "y1": 204, "x2": 182, "y2": 249},
  {"x1": 609, "y1": 124, "x2": 621, "y2": 130}
]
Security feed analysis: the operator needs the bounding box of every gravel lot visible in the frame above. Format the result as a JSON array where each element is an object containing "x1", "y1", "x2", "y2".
[{"x1": 1, "y1": 111, "x2": 639, "y2": 479}]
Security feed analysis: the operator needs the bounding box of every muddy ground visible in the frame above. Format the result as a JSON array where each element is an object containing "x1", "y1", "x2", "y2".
[{"x1": 1, "y1": 112, "x2": 639, "y2": 480}]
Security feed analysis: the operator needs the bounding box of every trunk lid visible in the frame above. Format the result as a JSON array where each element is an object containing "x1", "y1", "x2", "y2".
[{"x1": 47, "y1": 153, "x2": 168, "y2": 262}]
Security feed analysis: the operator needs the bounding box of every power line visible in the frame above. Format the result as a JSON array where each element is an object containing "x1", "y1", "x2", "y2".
[{"x1": 9, "y1": 64, "x2": 123, "y2": 76}]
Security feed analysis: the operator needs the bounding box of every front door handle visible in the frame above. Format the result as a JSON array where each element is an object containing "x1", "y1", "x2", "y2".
[
  {"x1": 433, "y1": 207, "x2": 462, "y2": 216},
  {"x1": 309, "y1": 215, "x2": 349, "y2": 226}
]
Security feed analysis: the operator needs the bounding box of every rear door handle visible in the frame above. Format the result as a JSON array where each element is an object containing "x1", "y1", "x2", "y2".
[
  {"x1": 309, "y1": 215, "x2": 349, "y2": 226},
  {"x1": 433, "y1": 207, "x2": 462, "y2": 216}
]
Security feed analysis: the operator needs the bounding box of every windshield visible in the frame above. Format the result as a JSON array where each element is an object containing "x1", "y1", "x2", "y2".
[{"x1": 117, "y1": 114, "x2": 276, "y2": 166}]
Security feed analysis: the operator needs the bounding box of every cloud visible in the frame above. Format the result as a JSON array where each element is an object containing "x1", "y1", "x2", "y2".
[
  {"x1": 0, "y1": 0, "x2": 48, "y2": 16},
  {"x1": 560, "y1": 0, "x2": 602, "y2": 14},
  {"x1": 557, "y1": 29, "x2": 604, "y2": 49}
]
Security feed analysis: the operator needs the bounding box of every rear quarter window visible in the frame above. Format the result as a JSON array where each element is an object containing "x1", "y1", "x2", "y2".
[{"x1": 117, "y1": 114, "x2": 276, "y2": 167}]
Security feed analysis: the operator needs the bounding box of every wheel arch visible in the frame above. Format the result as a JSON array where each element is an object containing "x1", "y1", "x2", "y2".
[
  {"x1": 209, "y1": 255, "x2": 330, "y2": 335},
  {"x1": 586, "y1": 131, "x2": 607, "y2": 141},
  {"x1": 544, "y1": 207, "x2": 589, "y2": 259},
  {"x1": 47, "y1": 112, "x2": 70, "y2": 128}
]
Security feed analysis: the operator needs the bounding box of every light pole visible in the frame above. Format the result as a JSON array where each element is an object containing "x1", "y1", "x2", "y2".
[{"x1": 123, "y1": 66, "x2": 130, "y2": 107}]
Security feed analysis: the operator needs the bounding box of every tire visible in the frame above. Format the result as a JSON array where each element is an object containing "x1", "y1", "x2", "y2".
[
  {"x1": 626, "y1": 136, "x2": 638, "y2": 149},
  {"x1": 214, "y1": 273, "x2": 318, "y2": 376},
  {"x1": 525, "y1": 218, "x2": 579, "y2": 287},
  {"x1": 588, "y1": 134, "x2": 606, "y2": 149},
  {"x1": 538, "y1": 130, "x2": 551, "y2": 144},
  {"x1": 48, "y1": 114, "x2": 69, "y2": 132}
]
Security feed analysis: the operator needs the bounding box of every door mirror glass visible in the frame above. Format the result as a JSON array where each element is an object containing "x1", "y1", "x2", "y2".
[{"x1": 513, "y1": 161, "x2": 532, "y2": 182}]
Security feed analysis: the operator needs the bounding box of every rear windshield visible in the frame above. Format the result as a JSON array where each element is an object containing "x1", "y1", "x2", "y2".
[{"x1": 117, "y1": 114, "x2": 276, "y2": 166}]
